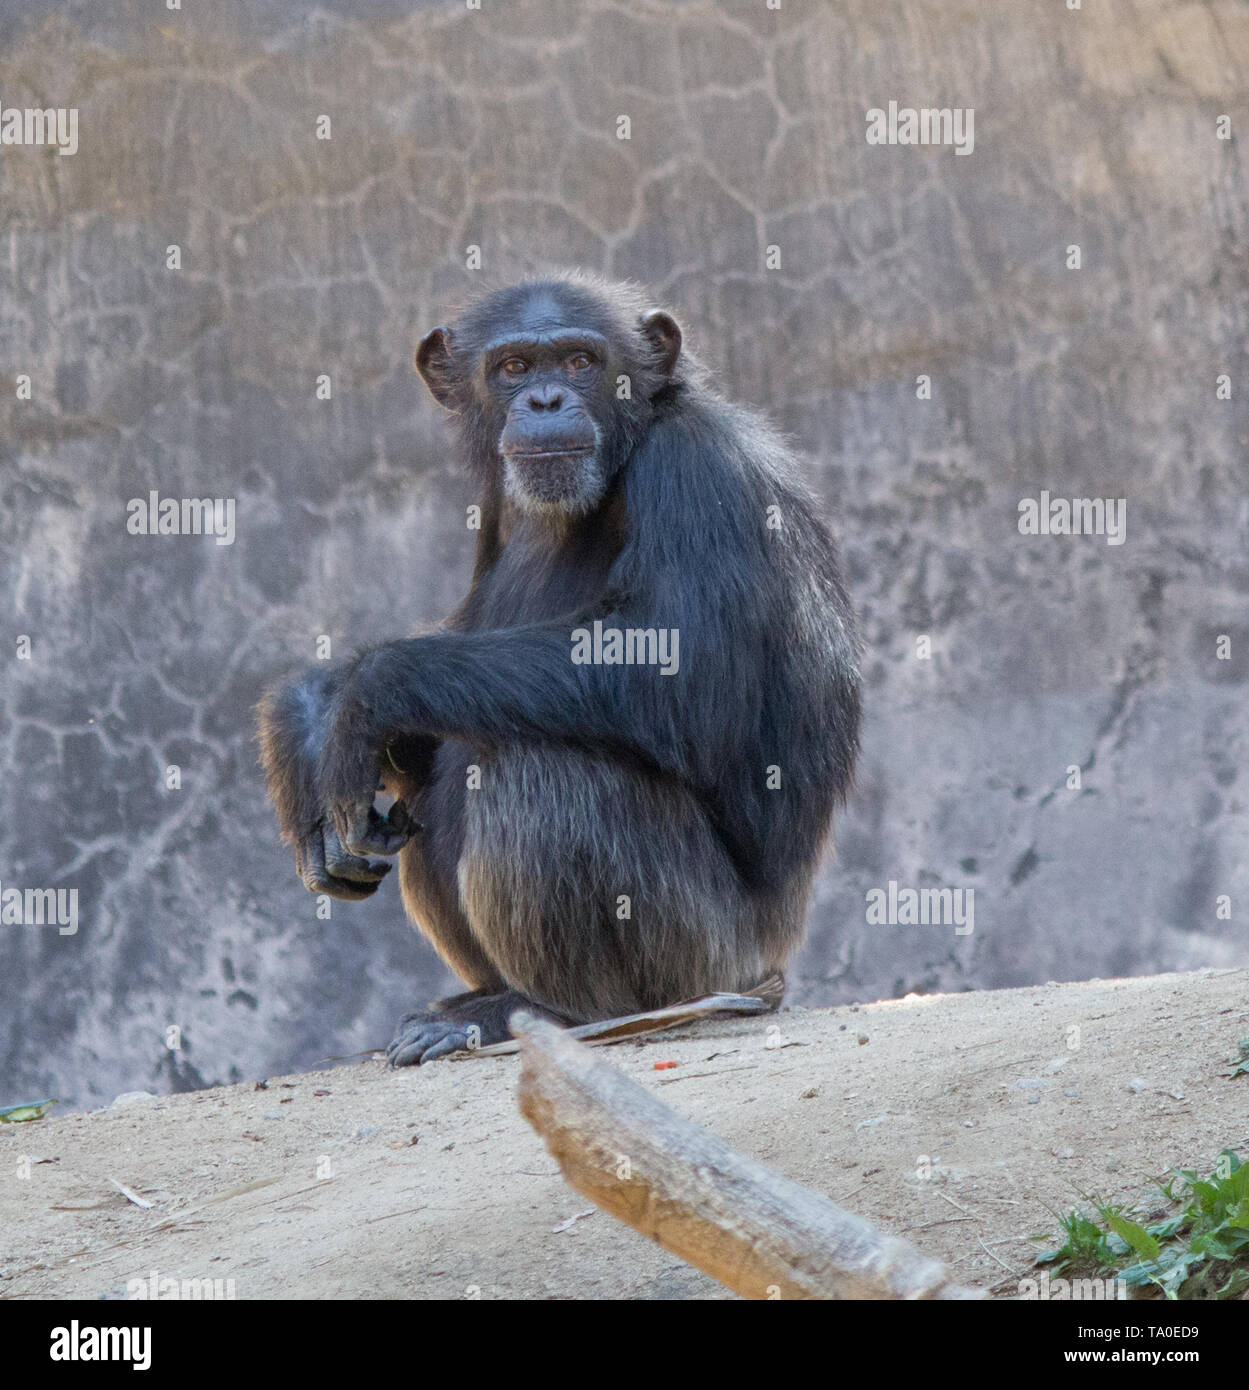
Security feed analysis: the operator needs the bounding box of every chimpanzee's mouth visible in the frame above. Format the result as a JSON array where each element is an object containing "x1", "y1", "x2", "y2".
[
  {"x1": 501, "y1": 444, "x2": 608, "y2": 516},
  {"x1": 505, "y1": 448, "x2": 596, "y2": 460}
]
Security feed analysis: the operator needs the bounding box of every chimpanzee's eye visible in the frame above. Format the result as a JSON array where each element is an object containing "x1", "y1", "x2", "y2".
[
  {"x1": 567, "y1": 352, "x2": 593, "y2": 371},
  {"x1": 502, "y1": 358, "x2": 528, "y2": 376}
]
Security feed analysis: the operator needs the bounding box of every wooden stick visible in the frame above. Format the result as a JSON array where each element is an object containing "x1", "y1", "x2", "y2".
[
  {"x1": 513, "y1": 1011, "x2": 982, "y2": 1300},
  {"x1": 473, "y1": 974, "x2": 784, "y2": 1058}
]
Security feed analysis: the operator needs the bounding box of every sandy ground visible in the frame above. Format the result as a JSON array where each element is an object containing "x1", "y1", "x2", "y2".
[{"x1": 2, "y1": 968, "x2": 1246, "y2": 1301}]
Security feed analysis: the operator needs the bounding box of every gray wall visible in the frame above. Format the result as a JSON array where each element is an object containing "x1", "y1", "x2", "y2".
[{"x1": 1, "y1": 0, "x2": 1246, "y2": 1107}]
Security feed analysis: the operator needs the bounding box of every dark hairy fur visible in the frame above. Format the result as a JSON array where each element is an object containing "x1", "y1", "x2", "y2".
[{"x1": 256, "y1": 273, "x2": 861, "y2": 1065}]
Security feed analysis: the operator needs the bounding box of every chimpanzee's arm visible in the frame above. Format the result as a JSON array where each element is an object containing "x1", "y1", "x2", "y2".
[
  {"x1": 257, "y1": 666, "x2": 340, "y2": 842},
  {"x1": 257, "y1": 665, "x2": 416, "y2": 899},
  {"x1": 318, "y1": 619, "x2": 698, "y2": 855}
]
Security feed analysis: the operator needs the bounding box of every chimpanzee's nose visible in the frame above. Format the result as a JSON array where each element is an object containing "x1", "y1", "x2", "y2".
[{"x1": 526, "y1": 385, "x2": 563, "y2": 411}]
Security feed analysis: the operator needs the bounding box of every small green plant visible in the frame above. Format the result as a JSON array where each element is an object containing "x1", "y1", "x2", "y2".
[{"x1": 1034, "y1": 1149, "x2": 1249, "y2": 1299}]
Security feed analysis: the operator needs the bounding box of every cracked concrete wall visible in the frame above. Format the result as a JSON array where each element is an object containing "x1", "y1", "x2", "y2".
[{"x1": 1, "y1": 0, "x2": 1246, "y2": 1106}]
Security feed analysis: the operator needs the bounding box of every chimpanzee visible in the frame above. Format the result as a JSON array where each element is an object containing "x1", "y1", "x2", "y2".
[{"x1": 257, "y1": 273, "x2": 861, "y2": 1065}]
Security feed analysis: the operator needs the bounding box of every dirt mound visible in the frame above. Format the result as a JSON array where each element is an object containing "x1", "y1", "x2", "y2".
[{"x1": 3, "y1": 969, "x2": 1245, "y2": 1299}]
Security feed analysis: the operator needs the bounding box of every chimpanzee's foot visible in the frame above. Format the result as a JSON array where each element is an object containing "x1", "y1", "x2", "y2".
[
  {"x1": 386, "y1": 989, "x2": 570, "y2": 1066},
  {"x1": 385, "y1": 1013, "x2": 475, "y2": 1066}
]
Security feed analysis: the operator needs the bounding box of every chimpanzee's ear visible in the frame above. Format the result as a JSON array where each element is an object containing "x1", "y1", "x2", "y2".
[
  {"x1": 415, "y1": 326, "x2": 459, "y2": 408},
  {"x1": 640, "y1": 310, "x2": 682, "y2": 377}
]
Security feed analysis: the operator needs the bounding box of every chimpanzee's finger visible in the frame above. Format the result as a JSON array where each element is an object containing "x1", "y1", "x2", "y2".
[
  {"x1": 339, "y1": 803, "x2": 418, "y2": 857},
  {"x1": 298, "y1": 825, "x2": 381, "y2": 901},
  {"x1": 324, "y1": 826, "x2": 392, "y2": 883}
]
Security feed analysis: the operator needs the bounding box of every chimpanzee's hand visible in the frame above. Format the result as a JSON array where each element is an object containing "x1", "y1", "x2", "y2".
[
  {"x1": 320, "y1": 698, "x2": 421, "y2": 858},
  {"x1": 294, "y1": 820, "x2": 393, "y2": 901},
  {"x1": 333, "y1": 794, "x2": 419, "y2": 860}
]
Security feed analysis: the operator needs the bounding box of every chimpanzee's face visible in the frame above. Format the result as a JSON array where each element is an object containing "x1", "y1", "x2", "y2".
[
  {"x1": 415, "y1": 281, "x2": 682, "y2": 519},
  {"x1": 484, "y1": 309, "x2": 611, "y2": 515}
]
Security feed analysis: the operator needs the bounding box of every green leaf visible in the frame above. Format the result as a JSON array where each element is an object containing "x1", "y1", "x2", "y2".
[
  {"x1": 1213, "y1": 1267, "x2": 1249, "y2": 1298},
  {"x1": 0, "y1": 1098, "x2": 56, "y2": 1123},
  {"x1": 1106, "y1": 1213, "x2": 1161, "y2": 1261},
  {"x1": 1186, "y1": 1179, "x2": 1221, "y2": 1213},
  {"x1": 1192, "y1": 1226, "x2": 1249, "y2": 1259}
]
